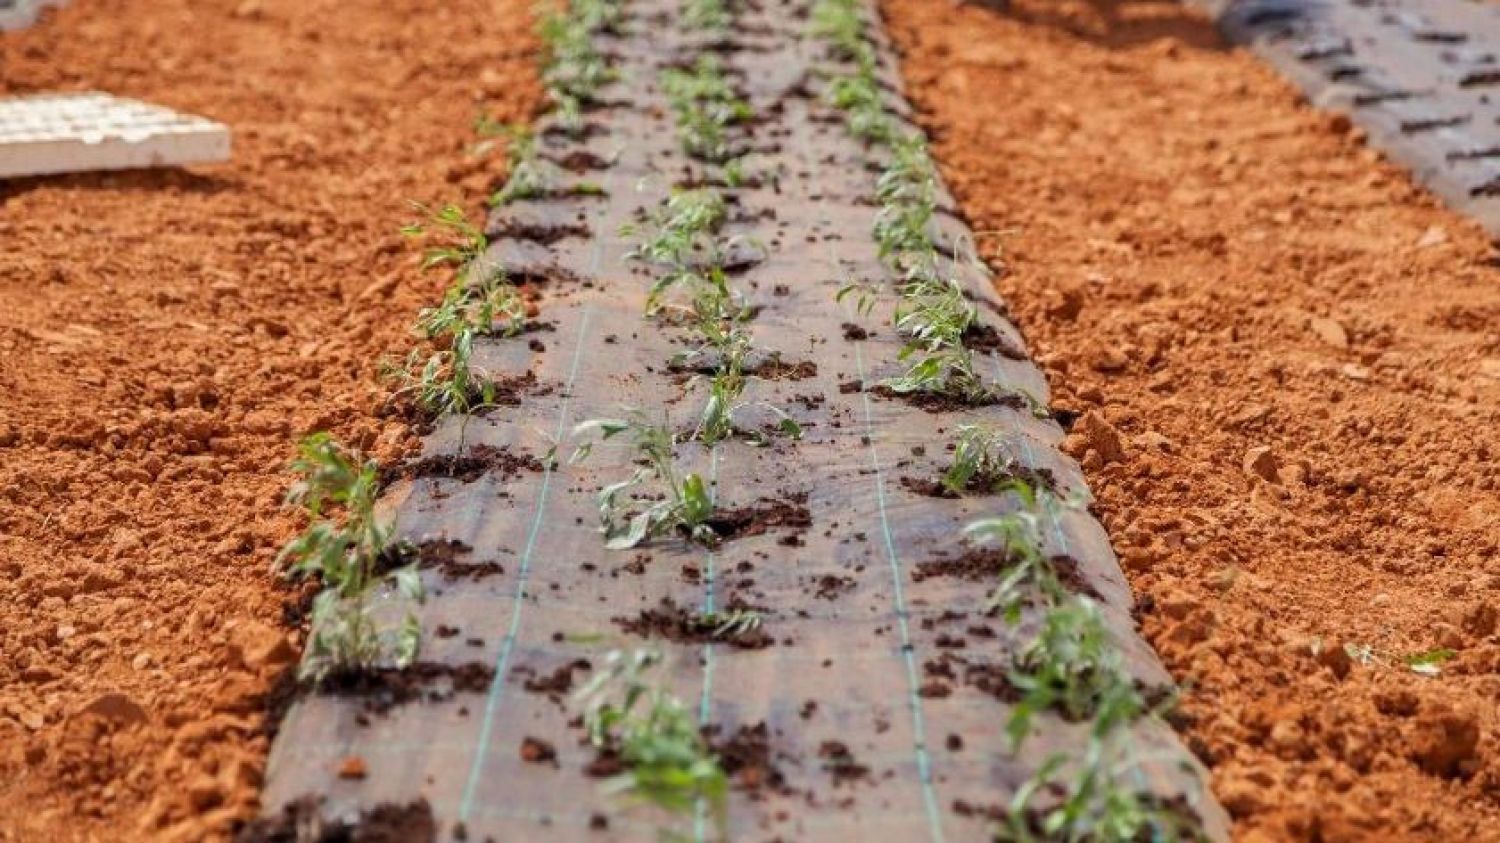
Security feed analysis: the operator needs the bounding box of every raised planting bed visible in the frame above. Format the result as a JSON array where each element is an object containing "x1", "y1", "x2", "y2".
[
  {"x1": 1194, "y1": 0, "x2": 1500, "y2": 236},
  {"x1": 248, "y1": 0, "x2": 1230, "y2": 840}
]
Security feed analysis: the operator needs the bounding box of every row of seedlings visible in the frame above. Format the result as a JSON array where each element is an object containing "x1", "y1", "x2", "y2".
[
  {"x1": 273, "y1": 0, "x2": 623, "y2": 691},
  {"x1": 811, "y1": 1, "x2": 1211, "y2": 840},
  {"x1": 567, "y1": 1, "x2": 791, "y2": 838},
  {"x1": 485, "y1": 0, "x2": 622, "y2": 205}
]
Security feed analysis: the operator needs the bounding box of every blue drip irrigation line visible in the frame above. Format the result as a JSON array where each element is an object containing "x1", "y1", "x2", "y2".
[
  {"x1": 694, "y1": 446, "x2": 720, "y2": 843},
  {"x1": 458, "y1": 303, "x2": 596, "y2": 821}
]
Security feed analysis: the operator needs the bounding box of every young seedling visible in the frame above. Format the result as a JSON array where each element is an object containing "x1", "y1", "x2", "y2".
[
  {"x1": 574, "y1": 649, "x2": 729, "y2": 836},
  {"x1": 835, "y1": 279, "x2": 881, "y2": 318},
  {"x1": 278, "y1": 434, "x2": 423, "y2": 683},
  {"x1": 697, "y1": 368, "x2": 746, "y2": 445},
  {"x1": 692, "y1": 373, "x2": 803, "y2": 447},
  {"x1": 883, "y1": 342, "x2": 996, "y2": 404},
  {"x1": 628, "y1": 189, "x2": 729, "y2": 272},
  {"x1": 572, "y1": 413, "x2": 717, "y2": 548},
  {"x1": 961, "y1": 486, "x2": 1057, "y2": 624},
  {"x1": 401, "y1": 202, "x2": 489, "y2": 274},
  {"x1": 826, "y1": 70, "x2": 896, "y2": 145},
  {"x1": 562, "y1": 0, "x2": 623, "y2": 35},
  {"x1": 943, "y1": 424, "x2": 1024, "y2": 494},
  {"x1": 872, "y1": 200, "x2": 936, "y2": 272},
  {"x1": 875, "y1": 135, "x2": 938, "y2": 206},
  {"x1": 403, "y1": 202, "x2": 527, "y2": 338},
  {"x1": 810, "y1": 0, "x2": 874, "y2": 67},
  {"x1": 416, "y1": 273, "x2": 528, "y2": 341}
]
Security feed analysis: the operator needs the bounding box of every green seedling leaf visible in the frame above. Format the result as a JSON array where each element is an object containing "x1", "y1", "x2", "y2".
[
  {"x1": 681, "y1": 473, "x2": 713, "y2": 525},
  {"x1": 1405, "y1": 648, "x2": 1456, "y2": 676}
]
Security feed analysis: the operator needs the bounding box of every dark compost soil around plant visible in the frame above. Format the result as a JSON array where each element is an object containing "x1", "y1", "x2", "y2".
[{"x1": 0, "y1": 1, "x2": 543, "y2": 840}]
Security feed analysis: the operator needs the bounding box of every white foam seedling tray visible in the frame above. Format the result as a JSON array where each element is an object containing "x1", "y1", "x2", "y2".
[
  {"x1": 0, "y1": 0, "x2": 67, "y2": 32},
  {"x1": 0, "y1": 92, "x2": 231, "y2": 179}
]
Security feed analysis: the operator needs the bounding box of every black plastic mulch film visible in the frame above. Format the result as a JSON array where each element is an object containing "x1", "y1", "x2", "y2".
[
  {"x1": 1202, "y1": 0, "x2": 1500, "y2": 235},
  {"x1": 255, "y1": 1, "x2": 1230, "y2": 840}
]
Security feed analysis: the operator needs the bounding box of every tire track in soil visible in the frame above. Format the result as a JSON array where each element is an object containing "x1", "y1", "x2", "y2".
[
  {"x1": 0, "y1": 2, "x2": 543, "y2": 840},
  {"x1": 881, "y1": 0, "x2": 1500, "y2": 840}
]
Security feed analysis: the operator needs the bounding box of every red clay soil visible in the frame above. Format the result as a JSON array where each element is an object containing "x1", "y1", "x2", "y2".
[
  {"x1": 0, "y1": 2, "x2": 540, "y2": 841},
  {"x1": 883, "y1": 1, "x2": 1500, "y2": 840}
]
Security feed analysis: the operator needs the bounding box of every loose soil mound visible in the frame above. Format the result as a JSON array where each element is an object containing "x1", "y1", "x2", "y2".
[
  {"x1": 884, "y1": 0, "x2": 1500, "y2": 839},
  {"x1": 0, "y1": 1, "x2": 541, "y2": 840}
]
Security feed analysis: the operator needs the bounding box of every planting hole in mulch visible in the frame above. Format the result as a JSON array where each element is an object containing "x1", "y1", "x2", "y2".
[
  {"x1": 612, "y1": 598, "x2": 775, "y2": 649},
  {"x1": 868, "y1": 384, "x2": 1031, "y2": 415},
  {"x1": 384, "y1": 444, "x2": 544, "y2": 485},
  {"x1": 898, "y1": 465, "x2": 1059, "y2": 499},
  {"x1": 703, "y1": 493, "x2": 812, "y2": 543},
  {"x1": 960, "y1": 322, "x2": 1026, "y2": 360},
  {"x1": 403, "y1": 539, "x2": 507, "y2": 581},
  {"x1": 912, "y1": 548, "x2": 1101, "y2": 601},
  {"x1": 313, "y1": 662, "x2": 497, "y2": 717},
  {"x1": 486, "y1": 220, "x2": 592, "y2": 245},
  {"x1": 817, "y1": 741, "x2": 871, "y2": 787}
]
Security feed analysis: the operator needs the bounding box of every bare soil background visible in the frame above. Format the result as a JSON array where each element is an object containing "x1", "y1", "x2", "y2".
[
  {"x1": 883, "y1": 0, "x2": 1500, "y2": 840},
  {"x1": 0, "y1": 1, "x2": 540, "y2": 840}
]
